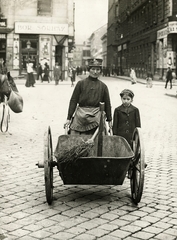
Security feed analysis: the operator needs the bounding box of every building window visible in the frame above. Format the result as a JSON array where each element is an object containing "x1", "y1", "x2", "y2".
[
  {"x1": 161, "y1": 0, "x2": 165, "y2": 21},
  {"x1": 172, "y1": 0, "x2": 177, "y2": 15},
  {"x1": 115, "y1": 5, "x2": 119, "y2": 17},
  {"x1": 37, "y1": 0, "x2": 52, "y2": 16}
]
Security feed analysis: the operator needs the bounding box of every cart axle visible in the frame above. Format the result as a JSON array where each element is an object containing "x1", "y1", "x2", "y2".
[{"x1": 36, "y1": 160, "x2": 57, "y2": 168}]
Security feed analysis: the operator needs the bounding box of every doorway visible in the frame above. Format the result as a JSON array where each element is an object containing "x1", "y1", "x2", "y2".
[
  {"x1": 55, "y1": 45, "x2": 62, "y2": 66},
  {"x1": 20, "y1": 35, "x2": 38, "y2": 74},
  {"x1": 0, "y1": 38, "x2": 6, "y2": 63}
]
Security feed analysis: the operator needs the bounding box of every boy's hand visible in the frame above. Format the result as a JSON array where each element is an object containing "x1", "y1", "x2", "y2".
[{"x1": 108, "y1": 121, "x2": 113, "y2": 129}]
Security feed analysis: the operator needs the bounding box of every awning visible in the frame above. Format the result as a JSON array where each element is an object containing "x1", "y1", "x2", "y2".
[
  {"x1": 54, "y1": 35, "x2": 67, "y2": 46},
  {"x1": 0, "y1": 28, "x2": 13, "y2": 33}
]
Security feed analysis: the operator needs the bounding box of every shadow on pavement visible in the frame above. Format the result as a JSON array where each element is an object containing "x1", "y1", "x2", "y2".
[{"x1": 165, "y1": 93, "x2": 177, "y2": 98}]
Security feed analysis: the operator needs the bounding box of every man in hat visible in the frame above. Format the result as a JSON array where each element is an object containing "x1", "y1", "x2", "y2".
[{"x1": 64, "y1": 58, "x2": 112, "y2": 135}]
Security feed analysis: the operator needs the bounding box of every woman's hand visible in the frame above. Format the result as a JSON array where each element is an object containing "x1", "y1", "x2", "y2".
[{"x1": 64, "y1": 119, "x2": 71, "y2": 129}]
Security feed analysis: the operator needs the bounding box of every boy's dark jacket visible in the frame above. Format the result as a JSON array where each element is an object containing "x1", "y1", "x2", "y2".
[{"x1": 112, "y1": 104, "x2": 141, "y2": 146}]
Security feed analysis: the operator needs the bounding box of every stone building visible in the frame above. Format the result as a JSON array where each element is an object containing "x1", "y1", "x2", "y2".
[
  {"x1": 72, "y1": 44, "x2": 83, "y2": 68},
  {"x1": 0, "y1": 0, "x2": 74, "y2": 79},
  {"x1": 82, "y1": 39, "x2": 91, "y2": 69},
  {"x1": 101, "y1": 32, "x2": 107, "y2": 68},
  {"x1": 89, "y1": 24, "x2": 107, "y2": 59},
  {"x1": 107, "y1": 0, "x2": 177, "y2": 79}
]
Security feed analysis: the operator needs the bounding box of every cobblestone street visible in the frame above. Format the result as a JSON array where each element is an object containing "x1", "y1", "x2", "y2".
[{"x1": 0, "y1": 76, "x2": 177, "y2": 240}]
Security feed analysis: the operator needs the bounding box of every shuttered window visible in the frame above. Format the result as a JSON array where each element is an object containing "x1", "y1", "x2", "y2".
[
  {"x1": 38, "y1": 0, "x2": 52, "y2": 16},
  {"x1": 173, "y1": 0, "x2": 177, "y2": 15}
]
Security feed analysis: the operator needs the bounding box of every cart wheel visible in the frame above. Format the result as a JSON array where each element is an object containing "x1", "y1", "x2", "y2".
[
  {"x1": 130, "y1": 127, "x2": 145, "y2": 204},
  {"x1": 44, "y1": 126, "x2": 53, "y2": 205}
]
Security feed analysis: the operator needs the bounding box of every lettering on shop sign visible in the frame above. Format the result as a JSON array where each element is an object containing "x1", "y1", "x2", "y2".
[
  {"x1": 157, "y1": 28, "x2": 168, "y2": 39},
  {"x1": 15, "y1": 22, "x2": 68, "y2": 35},
  {"x1": 168, "y1": 22, "x2": 177, "y2": 33},
  {"x1": 157, "y1": 22, "x2": 177, "y2": 39}
]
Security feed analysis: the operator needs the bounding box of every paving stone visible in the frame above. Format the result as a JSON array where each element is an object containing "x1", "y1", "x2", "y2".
[
  {"x1": 141, "y1": 215, "x2": 160, "y2": 224},
  {"x1": 110, "y1": 229, "x2": 131, "y2": 238},
  {"x1": 52, "y1": 231, "x2": 77, "y2": 239},
  {"x1": 100, "y1": 212, "x2": 118, "y2": 221},
  {"x1": 29, "y1": 230, "x2": 52, "y2": 239},
  {"x1": 155, "y1": 232, "x2": 177, "y2": 240},
  {"x1": 98, "y1": 223, "x2": 118, "y2": 231},
  {"x1": 1, "y1": 223, "x2": 22, "y2": 232},
  {"x1": 9, "y1": 229, "x2": 31, "y2": 237},
  {"x1": 120, "y1": 224, "x2": 142, "y2": 233},
  {"x1": 143, "y1": 226, "x2": 163, "y2": 234},
  {"x1": 163, "y1": 228, "x2": 177, "y2": 236},
  {"x1": 131, "y1": 231, "x2": 155, "y2": 239},
  {"x1": 97, "y1": 236, "x2": 120, "y2": 240}
]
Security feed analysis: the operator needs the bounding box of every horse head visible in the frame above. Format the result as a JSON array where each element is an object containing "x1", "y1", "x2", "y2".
[{"x1": 0, "y1": 74, "x2": 11, "y2": 96}]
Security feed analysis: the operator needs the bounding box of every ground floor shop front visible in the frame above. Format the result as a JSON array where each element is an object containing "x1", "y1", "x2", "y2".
[
  {"x1": 107, "y1": 21, "x2": 177, "y2": 80},
  {"x1": 0, "y1": 22, "x2": 70, "y2": 80}
]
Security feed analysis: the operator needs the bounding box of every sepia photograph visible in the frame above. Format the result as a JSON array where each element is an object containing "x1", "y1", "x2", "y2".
[{"x1": 0, "y1": 0, "x2": 177, "y2": 239}]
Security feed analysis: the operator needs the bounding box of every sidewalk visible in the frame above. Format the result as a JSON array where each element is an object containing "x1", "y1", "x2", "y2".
[
  {"x1": 13, "y1": 74, "x2": 177, "y2": 87},
  {"x1": 111, "y1": 75, "x2": 177, "y2": 86}
]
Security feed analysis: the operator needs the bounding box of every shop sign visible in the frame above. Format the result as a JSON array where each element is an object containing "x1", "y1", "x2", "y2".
[
  {"x1": 157, "y1": 27, "x2": 168, "y2": 39},
  {"x1": 13, "y1": 35, "x2": 20, "y2": 70},
  {"x1": 39, "y1": 36, "x2": 51, "y2": 67},
  {"x1": 0, "y1": 19, "x2": 7, "y2": 27},
  {"x1": 168, "y1": 21, "x2": 177, "y2": 34},
  {"x1": 68, "y1": 53, "x2": 73, "y2": 59},
  {"x1": 15, "y1": 22, "x2": 68, "y2": 35},
  {"x1": 157, "y1": 22, "x2": 177, "y2": 39}
]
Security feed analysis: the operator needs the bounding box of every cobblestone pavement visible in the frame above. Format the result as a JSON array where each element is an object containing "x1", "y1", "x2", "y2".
[{"x1": 0, "y1": 76, "x2": 177, "y2": 240}]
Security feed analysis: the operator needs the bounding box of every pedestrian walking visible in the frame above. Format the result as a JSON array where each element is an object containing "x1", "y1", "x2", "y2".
[
  {"x1": 76, "y1": 66, "x2": 79, "y2": 76},
  {"x1": 25, "y1": 58, "x2": 35, "y2": 87},
  {"x1": 112, "y1": 89, "x2": 141, "y2": 147},
  {"x1": 69, "y1": 67, "x2": 76, "y2": 87},
  {"x1": 0, "y1": 60, "x2": 8, "y2": 75},
  {"x1": 165, "y1": 67, "x2": 173, "y2": 89},
  {"x1": 37, "y1": 63, "x2": 43, "y2": 81},
  {"x1": 42, "y1": 62, "x2": 50, "y2": 83},
  {"x1": 130, "y1": 68, "x2": 137, "y2": 84},
  {"x1": 53, "y1": 62, "x2": 61, "y2": 85},
  {"x1": 146, "y1": 72, "x2": 153, "y2": 88},
  {"x1": 64, "y1": 58, "x2": 112, "y2": 135}
]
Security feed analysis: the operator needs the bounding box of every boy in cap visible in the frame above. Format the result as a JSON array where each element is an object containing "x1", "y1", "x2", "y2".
[
  {"x1": 112, "y1": 89, "x2": 141, "y2": 147},
  {"x1": 64, "y1": 58, "x2": 112, "y2": 135}
]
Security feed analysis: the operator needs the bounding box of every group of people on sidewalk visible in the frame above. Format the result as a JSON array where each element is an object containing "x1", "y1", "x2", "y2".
[
  {"x1": 25, "y1": 59, "x2": 51, "y2": 87},
  {"x1": 24, "y1": 56, "x2": 176, "y2": 91},
  {"x1": 129, "y1": 67, "x2": 176, "y2": 89}
]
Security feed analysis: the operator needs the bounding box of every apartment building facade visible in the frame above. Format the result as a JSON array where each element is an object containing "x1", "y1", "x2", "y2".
[
  {"x1": 0, "y1": 0, "x2": 74, "y2": 79},
  {"x1": 107, "y1": 0, "x2": 177, "y2": 79},
  {"x1": 82, "y1": 39, "x2": 91, "y2": 68},
  {"x1": 89, "y1": 24, "x2": 107, "y2": 59},
  {"x1": 72, "y1": 44, "x2": 83, "y2": 67}
]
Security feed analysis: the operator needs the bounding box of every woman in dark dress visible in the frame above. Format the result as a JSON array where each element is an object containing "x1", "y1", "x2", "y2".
[
  {"x1": 42, "y1": 62, "x2": 50, "y2": 83},
  {"x1": 64, "y1": 59, "x2": 112, "y2": 135}
]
